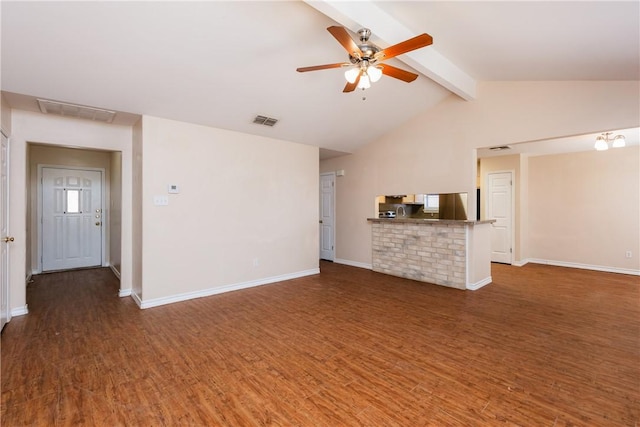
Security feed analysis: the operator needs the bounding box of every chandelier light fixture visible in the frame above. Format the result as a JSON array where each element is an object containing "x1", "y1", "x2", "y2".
[
  {"x1": 344, "y1": 60, "x2": 383, "y2": 90},
  {"x1": 594, "y1": 132, "x2": 626, "y2": 151}
]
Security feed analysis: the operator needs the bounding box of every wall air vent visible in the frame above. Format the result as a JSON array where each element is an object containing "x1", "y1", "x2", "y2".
[
  {"x1": 37, "y1": 99, "x2": 116, "y2": 123},
  {"x1": 489, "y1": 145, "x2": 511, "y2": 151},
  {"x1": 253, "y1": 115, "x2": 278, "y2": 127}
]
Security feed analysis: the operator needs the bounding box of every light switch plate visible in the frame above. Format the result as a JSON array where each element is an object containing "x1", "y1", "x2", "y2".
[{"x1": 153, "y1": 195, "x2": 169, "y2": 206}]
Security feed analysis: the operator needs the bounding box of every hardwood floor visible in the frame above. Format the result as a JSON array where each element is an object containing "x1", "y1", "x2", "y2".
[{"x1": 1, "y1": 262, "x2": 638, "y2": 426}]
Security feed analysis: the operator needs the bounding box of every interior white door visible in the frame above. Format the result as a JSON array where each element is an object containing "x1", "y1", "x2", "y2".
[
  {"x1": 42, "y1": 168, "x2": 103, "y2": 271},
  {"x1": 319, "y1": 173, "x2": 335, "y2": 261},
  {"x1": 1, "y1": 132, "x2": 10, "y2": 330},
  {"x1": 487, "y1": 171, "x2": 513, "y2": 264}
]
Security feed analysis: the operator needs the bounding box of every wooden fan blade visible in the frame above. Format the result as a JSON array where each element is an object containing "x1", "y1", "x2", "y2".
[
  {"x1": 296, "y1": 63, "x2": 346, "y2": 73},
  {"x1": 327, "y1": 26, "x2": 363, "y2": 57},
  {"x1": 375, "y1": 33, "x2": 432, "y2": 61},
  {"x1": 343, "y1": 73, "x2": 360, "y2": 93},
  {"x1": 380, "y1": 64, "x2": 419, "y2": 83}
]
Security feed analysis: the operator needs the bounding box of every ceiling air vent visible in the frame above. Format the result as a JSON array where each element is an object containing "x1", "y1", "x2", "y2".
[
  {"x1": 253, "y1": 115, "x2": 278, "y2": 127},
  {"x1": 37, "y1": 99, "x2": 116, "y2": 123},
  {"x1": 489, "y1": 145, "x2": 511, "y2": 151}
]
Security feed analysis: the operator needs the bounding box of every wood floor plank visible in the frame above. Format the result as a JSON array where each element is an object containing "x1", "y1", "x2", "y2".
[{"x1": 2, "y1": 262, "x2": 639, "y2": 426}]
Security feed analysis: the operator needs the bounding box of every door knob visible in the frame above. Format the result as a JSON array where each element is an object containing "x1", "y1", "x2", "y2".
[
  {"x1": 95, "y1": 222, "x2": 101, "y2": 226},
  {"x1": 3, "y1": 237, "x2": 14, "y2": 243}
]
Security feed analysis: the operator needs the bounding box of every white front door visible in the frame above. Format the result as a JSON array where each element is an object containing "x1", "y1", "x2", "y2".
[
  {"x1": 1, "y1": 132, "x2": 11, "y2": 329},
  {"x1": 42, "y1": 167, "x2": 103, "y2": 271},
  {"x1": 487, "y1": 171, "x2": 513, "y2": 264},
  {"x1": 319, "y1": 173, "x2": 335, "y2": 261}
]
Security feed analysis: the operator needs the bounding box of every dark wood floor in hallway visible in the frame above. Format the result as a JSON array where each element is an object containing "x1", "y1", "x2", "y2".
[{"x1": 1, "y1": 262, "x2": 639, "y2": 426}]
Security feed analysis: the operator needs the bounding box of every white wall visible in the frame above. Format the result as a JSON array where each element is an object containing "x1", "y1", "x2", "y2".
[
  {"x1": 320, "y1": 81, "x2": 640, "y2": 268},
  {"x1": 528, "y1": 146, "x2": 639, "y2": 273},
  {"x1": 9, "y1": 110, "x2": 133, "y2": 313},
  {"x1": 136, "y1": 115, "x2": 319, "y2": 305}
]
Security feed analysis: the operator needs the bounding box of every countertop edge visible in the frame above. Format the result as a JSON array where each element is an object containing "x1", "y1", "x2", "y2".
[{"x1": 367, "y1": 218, "x2": 496, "y2": 225}]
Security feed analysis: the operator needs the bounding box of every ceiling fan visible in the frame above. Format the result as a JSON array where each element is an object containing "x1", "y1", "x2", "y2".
[{"x1": 296, "y1": 26, "x2": 433, "y2": 93}]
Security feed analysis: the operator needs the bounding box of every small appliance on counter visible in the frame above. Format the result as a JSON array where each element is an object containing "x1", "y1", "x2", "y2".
[{"x1": 379, "y1": 211, "x2": 396, "y2": 218}]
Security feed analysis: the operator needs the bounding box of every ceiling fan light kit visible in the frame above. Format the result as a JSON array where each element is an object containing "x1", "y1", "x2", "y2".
[
  {"x1": 297, "y1": 26, "x2": 433, "y2": 93},
  {"x1": 594, "y1": 132, "x2": 625, "y2": 151}
]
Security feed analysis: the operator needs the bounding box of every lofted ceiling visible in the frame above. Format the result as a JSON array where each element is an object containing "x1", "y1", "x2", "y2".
[{"x1": 1, "y1": 1, "x2": 638, "y2": 159}]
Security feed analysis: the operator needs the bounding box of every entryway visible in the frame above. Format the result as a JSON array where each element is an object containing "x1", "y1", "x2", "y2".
[{"x1": 40, "y1": 167, "x2": 104, "y2": 271}]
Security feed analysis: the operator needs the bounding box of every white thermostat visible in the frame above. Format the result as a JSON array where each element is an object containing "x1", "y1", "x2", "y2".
[{"x1": 168, "y1": 184, "x2": 180, "y2": 194}]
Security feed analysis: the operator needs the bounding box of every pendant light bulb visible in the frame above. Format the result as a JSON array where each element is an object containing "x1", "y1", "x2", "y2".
[
  {"x1": 594, "y1": 136, "x2": 608, "y2": 151},
  {"x1": 368, "y1": 66, "x2": 383, "y2": 83},
  {"x1": 358, "y1": 74, "x2": 371, "y2": 89},
  {"x1": 344, "y1": 68, "x2": 360, "y2": 84},
  {"x1": 612, "y1": 134, "x2": 626, "y2": 148}
]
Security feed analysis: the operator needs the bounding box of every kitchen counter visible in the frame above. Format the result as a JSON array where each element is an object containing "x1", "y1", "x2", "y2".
[
  {"x1": 367, "y1": 217, "x2": 495, "y2": 290},
  {"x1": 367, "y1": 218, "x2": 495, "y2": 225}
]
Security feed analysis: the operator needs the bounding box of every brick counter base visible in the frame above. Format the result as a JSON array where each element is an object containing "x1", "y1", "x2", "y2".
[{"x1": 371, "y1": 221, "x2": 468, "y2": 289}]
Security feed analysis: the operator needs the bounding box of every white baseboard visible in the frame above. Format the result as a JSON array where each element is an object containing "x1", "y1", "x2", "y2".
[
  {"x1": 137, "y1": 268, "x2": 320, "y2": 310},
  {"x1": 119, "y1": 288, "x2": 132, "y2": 297},
  {"x1": 467, "y1": 276, "x2": 492, "y2": 291},
  {"x1": 528, "y1": 258, "x2": 640, "y2": 276},
  {"x1": 11, "y1": 305, "x2": 29, "y2": 317},
  {"x1": 109, "y1": 264, "x2": 121, "y2": 279},
  {"x1": 334, "y1": 258, "x2": 373, "y2": 270},
  {"x1": 512, "y1": 259, "x2": 530, "y2": 267},
  {"x1": 131, "y1": 291, "x2": 143, "y2": 308},
  {"x1": 25, "y1": 273, "x2": 33, "y2": 284}
]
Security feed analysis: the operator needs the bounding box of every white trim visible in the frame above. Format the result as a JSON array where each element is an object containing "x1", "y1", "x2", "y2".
[
  {"x1": 109, "y1": 264, "x2": 121, "y2": 279},
  {"x1": 467, "y1": 276, "x2": 492, "y2": 291},
  {"x1": 37, "y1": 165, "x2": 107, "y2": 273},
  {"x1": 137, "y1": 268, "x2": 320, "y2": 310},
  {"x1": 109, "y1": 264, "x2": 132, "y2": 297},
  {"x1": 25, "y1": 272, "x2": 32, "y2": 284},
  {"x1": 11, "y1": 305, "x2": 29, "y2": 317},
  {"x1": 334, "y1": 258, "x2": 372, "y2": 270},
  {"x1": 131, "y1": 291, "x2": 143, "y2": 308},
  {"x1": 512, "y1": 259, "x2": 530, "y2": 267},
  {"x1": 1, "y1": 133, "x2": 10, "y2": 328},
  {"x1": 528, "y1": 258, "x2": 640, "y2": 276}
]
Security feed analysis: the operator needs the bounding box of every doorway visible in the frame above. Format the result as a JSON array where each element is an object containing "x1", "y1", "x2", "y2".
[
  {"x1": 319, "y1": 172, "x2": 335, "y2": 261},
  {"x1": 39, "y1": 166, "x2": 105, "y2": 271},
  {"x1": 1, "y1": 131, "x2": 11, "y2": 329},
  {"x1": 487, "y1": 171, "x2": 514, "y2": 264}
]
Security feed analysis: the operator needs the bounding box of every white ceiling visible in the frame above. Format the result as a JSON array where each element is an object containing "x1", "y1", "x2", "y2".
[
  {"x1": 477, "y1": 127, "x2": 640, "y2": 158},
  {"x1": 2, "y1": 1, "x2": 638, "y2": 159}
]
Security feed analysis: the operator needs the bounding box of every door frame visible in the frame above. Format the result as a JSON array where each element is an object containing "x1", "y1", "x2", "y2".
[
  {"x1": 36, "y1": 164, "x2": 107, "y2": 274},
  {"x1": 1, "y1": 130, "x2": 10, "y2": 328},
  {"x1": 319, "y1": 172, "x2": 336, "y2": 261},
  {"x1": 485, "y1": 170, "x2": 515, "y2": 265}
]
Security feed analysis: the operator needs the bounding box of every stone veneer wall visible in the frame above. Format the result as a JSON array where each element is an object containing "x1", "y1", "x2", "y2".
[{"x1": 371, "y1": 221, "x2": 467, "y2": 289}]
